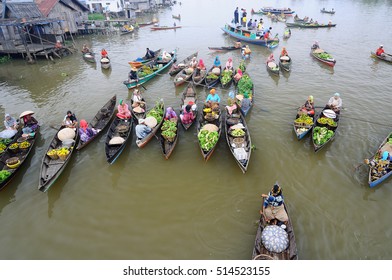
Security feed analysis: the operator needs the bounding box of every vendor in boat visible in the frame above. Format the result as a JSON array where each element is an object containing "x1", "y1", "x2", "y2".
[
  {"x1": 131, "y1": 88, "x2": 145, "y2": 111},
  {"x1": 0, "y1": 113, "x2": 19, "y2": 139},
  {"x1": 128, "y1": 67, "x2": 139, "y2": 82},
  {"x1": 81, "y1": 44, "x2": 90, "y2": 54},
  {"x1": 205, "y1": 88, "x2": 221, "y2": 105},
  {"x1": 164, "y1": 107, "x2": 178, "y2": 121},
  {"x1": 20, "y1": 111, "x2": 39, "y2": 134},
  {"x1": 376, "y1": 45, "x2": 385, "y2": 56},
  {"x1": 63, "y1": 111, "x2": 78, "y2": 128},
  {"x1": 266, "y1": 53, "x2": 274, "y2": 64},
  {"x1": 135, "y1": 118, "x2": 152, "y2": 141},
  {"x1": 326, "y1": 92, "x2": 342, "y2": 114},
  {"x1": 79, "y1": 119, "x2": 98, "y2": 143},
  {"x1": 189, "y1": 57, "x2": 198, "y2": 68},
  {"x1": 260, "y1": 183, "x2": 288, "y2": 225},
  {"x1": 161, "y1": 51, "x2": 172, "y2": 62},
  {"x1": 180, "y1": 104, "x2": 195, "y2": 125},
  {"x1": 233, "y1": 68, "x2": 243, "y2": 82},
  {"x1": 299, "y1": 95, "x2": 315, "y2": 116},
  {"x1": 101, "y1": 48, "x2": 108, "y2": 58},
  {"x1": 242, "y1": 45, "x2": 251, "y2": 59},
  {"x1": 280, "y1": 47, "x2": 288, "y2": 57},
  {"x1": 145, "y1": 48, "x2": 155, "y2": 59},
  {"x1": 213, "y1": 56, "x2": 221, "y2": 67},
  {"x1": 312, "y1": 41, "x2": 320, "y2": 49},
  {"x1": 197, "y1": 59, "x2": 206, "y2": 70},
  {"x1": 117, "y1": 99, "x2": 132, "y2": 120},
  {"x1": 224, "y1": 58, "x2": 233, "y2": 70},
  {"x1": 239, "y1": 92, "x2": 251, "y2": 112}
]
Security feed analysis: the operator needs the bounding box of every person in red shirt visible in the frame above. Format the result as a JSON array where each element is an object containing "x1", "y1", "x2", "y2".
[
  {"x1": 376, "y1": 45, "x2": 385, "y2": 56},
  {"x1": 263, "y1": 30, "x2": 270, "y2": 40},
  {"x1": 101, "y1": 48, "x2": 108, "y2": 58}
]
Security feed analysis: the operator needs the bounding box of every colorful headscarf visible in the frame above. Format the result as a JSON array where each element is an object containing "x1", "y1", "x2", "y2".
[{"x1": 80, "y1": 119, "x2": 88, "y2": 130}]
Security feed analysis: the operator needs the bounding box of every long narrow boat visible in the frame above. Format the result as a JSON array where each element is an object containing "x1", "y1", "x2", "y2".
[
  {"x1": 279, "y1": 55, "x2": 292, "y2": 72},
  {"x1": 320, "y1": 8, "x2": 335, "y2": 14},
  {"x1": 235, "y1": 73, "x2": 254, "y2": 116},
  {"x1": 197, "y1": 105, "x2": 222, "y2": 161},
  {"x1": 371, "y1": 52, "x2": 392, "y2": 63},
  {"x1": 251, "y1": 8, "x2": 263, "y2": 15},
  {"x1": 38, "y1": 126, "x2": 79, "y2": 192},
  {"x1": 159, "y1": 118, "x2": 179, "y2": 159},
  {"x1": 311, "y1": 47, "x2": 336, "y2": 67},
  {"x1": 293, "y1": 108, "x2": 315, "y2": 140},
  {"x1": 252, "y1": 202, "x2": 298, "y2": 260},
  {"x1": 286, "y1": 22, "x2": 337, "y2": 28},
  {"x1": 225, "y1": 112, "x2": 251, "y2": 173},
  {"x1": 368, "y1": 132, "x2": 392, "y2": 188},
  {"x1": 208, "y1": 46, "x2": 238, "y2": 52},
  {"x1": 312, "y1": 109, "x2": 339, "y2": 152},
  {"x1": 283, "y1": 28, "x2": 291, "y2": 39},
  {"x1": 83, "y1": 52, "x2": 96, "y2": 63},
  {"x1": 266, "y1": 58, "x2": 280, "y2": 75},
  {"x1": 221, "y1": 24, "x2": 279, "y2": 48},
  {"x1": 105, "y1": 116, "x2": 133, "y2": 164},
  {"x1": 138, "y1": 21, "x2": 155, "y2": 27},
  {"x1": 76, "y1": 95, "x2": 117, "y2": 150},
  {"x1": 128, "y1": 48, "x2": 162, "y2": 68},
  {"x1": 220, "y1": 67, "x2": 234, "y2": 88},
  {"x1": 172, "y1": 14, "x2": 181, "y2": 20},
  {"x1": 136, "y1": 100, "x2": 165, "y2": 148},
  {"x1": 169, "y1": 51, "x2": 198, "y2": 76},
  {"x1": 205, "y1": 65, "x2": 221, "y2": 88},
  {"x1": 192, "y1": 67, "x2": 207, "y2": 86},
  {"x1": 173, "y1": 67, "x2": 194, "y2": 87},
  {"x1": 179, "y1": 82, "x2": 198, "y2": 130},
  {"x1": 151, "y1": 26, "x2": 182, "y2": 31},
  {"x1": 100, "y1": 57, "x2": 111, "y2": 69},
  {"x1": 123, "y1": 50, "x2": 176, "y2": 89},
  {"x1": 130, "y1": 92, "x2": 147, "y2": 123},
  {"x1": 260, "y1": 7, "x2": 295, "y2": 15},
  {"x1": 0, "y1": 128, "x2": 39, "y2": 191}
]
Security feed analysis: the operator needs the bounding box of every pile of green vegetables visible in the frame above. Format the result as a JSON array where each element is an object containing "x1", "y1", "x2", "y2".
[
  {"x1": 161, "y1": 120, "x2": 177, "y2": 141},
  {"x1": 238, "y1": 61, "x2": 246, "y2": 73},
  {"x1": 388, "y1": 135, "x2": 392, "y2": 144},
  {"x1": 317, "y1": 52, "x2": 333, "y2": 60},
  {"x1": 206, "y1": 73, "x2": 219, "y2": 80},
  {"x1": 238, "y1": 74, "x2": 253, "y2": 95},
  {"x1": 313, "y1": 126, "x2": 334, "y2": 145},
  {"x1": 317, "y1": 117, "x2": 337, "y2": 127},
  {"x1": 147, "y1": 102, "x2": 164, "y2": 124},
  {"x1": 198, "y1": 130, "x2": 219, "y2": 151},
  {"x1": 295, "y1": 115, "x2": 313, "y2": 126},
  {"x1": 0, "y1": 170, "x2": 11, "y2": 183},
  {"x1": 0, "y1": 138, "x2": 12, "y2": 146},
  {"x1": 138, "y1": 65, "x2": 154, "y2": 77},
  {"x1": 221, "y1": 70, "x2": 233, "y2": 85},
  {"x1": 230, "y1": 128, "x2": 245, "y2": 137}
]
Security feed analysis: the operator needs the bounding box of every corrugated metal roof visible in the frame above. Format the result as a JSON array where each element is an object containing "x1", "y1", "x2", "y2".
[
  {"x1": 61, "y1": 0, "x2": 89, "y2": 12},
  {"x1": 35, "y1": 0, "x2": 58, "y2": 17},
  {"x1": 6, "y1": 2, "x2": 43, "y2": 18}
]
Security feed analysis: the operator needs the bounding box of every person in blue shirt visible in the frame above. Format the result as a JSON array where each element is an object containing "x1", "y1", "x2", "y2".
[
  {"x1": 213, "y1": 56, "x2": 221, "y2": 67},
  {"x1": 205, "y1": 88, "x2": 221, "y2": 104},
  {"x1": 135, "y1": 118, "x2": 152, "y2": 141},
  {"x1": 260, "y1": 183, "x2": 288, "y2": 224}
]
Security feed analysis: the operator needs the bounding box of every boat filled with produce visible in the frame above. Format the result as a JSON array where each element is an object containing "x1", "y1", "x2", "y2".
[{"x1": 293, "y1": 114, "x2": 314, "y2": 139}]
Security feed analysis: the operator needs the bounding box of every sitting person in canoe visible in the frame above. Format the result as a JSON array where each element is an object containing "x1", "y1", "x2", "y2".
[
  {"x1": 161, "y1": 51, "x2": 172, "y2": 62},
  {"x1": 180, "y1": 104, "x2": 196, "y2": 125},
  {"x1": 266, "y1": 53, "x2": 275, "y2": 64},
  {"x1": 226, "y1": 98, "x2": 238, "y2": 115},
  {"x1": 238, "y1": 92, "x2": 252, "y2": 112},
  {"x1": 197, "y1": 59, "x2": 206, "y2": 70},
  {"x1": 145, "y1": 48, "x2": 155, "y2": 59},
  {"x1": 213, "y1": 56, "x2": 221, "y2": 67},
  {"x1": 0, "y1": 113, "x2": 19, "y2": 139},
  {"x1": 205, "y1": 88, "x2": 221, "y2": 106},
  {"x1": 79, "y1": 119, "x2": 98, "y2": 143},
  {"x1": 233, "y1": 68, "x2": 243, "y2": 82},
  {"x1": 117, "y1": 99, "x2": 131, "y2": 119},
  {"x1": 20, "y1": 111, "x2": 39, "y2": 134},
  {"x1": 131, "y1": 89, "x2": 145, "y2": 111},
  {"x1": 260, "y1": 183, "x2": 288, "y2": 225},
  {"x1": 311, "y1": 41, "x2": 320, "y2": 49},
  {"x1": 241, "y1": 45, "x2": 251, "y2": 59},
  {"x1": 63, "y1": 110, "x2": 78, "y2": 128},
  {"x1": 128, "y1": 67, "x2": 139, "y2": 82},
  {"x1": 101, "y1": 48, "x2": 108, "y2": 58},
  {"x1": 224, "y1": 58, "x2": 233, "y2": 70},
  {"x1": 326, "y1": 92, "x2": 342, "y2": 114},
  {"x1": 135, "y1": 118, "x2": 152, "y2": 140},
  {"x1": 164, "y1": 107, "x2": 178, "y2": 121},
  {"x1": 376, "y1": 45, "x2": 385, "y2": 56},
  {"x1": 298, "y1": 95, "x2": 315, "y2": 116},
  {"x1": 281, "y1": 47, "x2": 288, "y2": 57},
  {"x1": 81, "y1": 44, "x2": 90, "y2": 54},
  {"x1": 189, "y1": 57, "x2": 198, "y2": 68}
]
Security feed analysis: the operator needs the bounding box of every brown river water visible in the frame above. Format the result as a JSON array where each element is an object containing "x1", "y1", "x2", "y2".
[{"x1": 0, "y1": 0, "x2": 392, "y2": 260}]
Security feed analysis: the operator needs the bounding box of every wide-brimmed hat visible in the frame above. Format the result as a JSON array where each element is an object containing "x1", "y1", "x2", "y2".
[
  {"x1": 19, "y1": 110, "x2": 34, "y2": 118},
  {"x1": 131, "y1": 66, "x2": 137, "y2": 71}
]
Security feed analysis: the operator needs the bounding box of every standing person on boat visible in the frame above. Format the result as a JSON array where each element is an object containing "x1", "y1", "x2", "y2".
[
  {"x1": 260, "y1": 183, "x2": 288, "y2": 225},
  {"x1": 79, "y1": 119, "x2": 98, "y2": 143},
  {"x1": 252, "y1": 19, "x2": 257, "y2": 29},
  {"x1": 0, "y1": 113, "x2": 18, "y2": 139},
  {"x1": 20, "y1": 111, "x2": 39, "y2": 134},
  {"x1": 63, "y1": 111, "x2": 78, "y2": 128},
  {"x1": 101, "y1": 48, "x2": 108, "y2": 58},
  {"x1": 376, "y1": 45, "x2": 385, "y2": 56},
  {"x1": 280, "y1": 47, "x2": 288, "y2": 57},
  {"x1": 135, "y1": 119, "x2": 152, "y2": 141},
  {"x1": 242, "y1": 13, "x2": 247, "y2": 27},
  {"x1": 224, "y1": 58, "x2": 233, "y2": 70},
  {"x1": 116, "y1": 100, "x2": 132, "y2": 120},
  {"x1": 128, "y1": 67, "x2": 139, "y2": 82},
  {"x1": 213, "y1": 56, "x2": 221, "y2": 67},
  {"x1": 197, "y1": 59, "x2": 206, "y2": 70},
  {"x1": 299, "y1": 95, "x2": 315, "y2": 116},
  {"x1": 81, "y1": 44, "x2": 90, "y2": 54},
  {"x1": 326, "y1": 93, "x2": 342, "y2": 114},
  {"x1": 247, "y1": 18, "x2": 252, "y2": 29},
  {"x1": 180, "y1": 104, "x2": 195, "y2": 125},
  {"x1": 205, "y1": 88, "x2": 221, "y2": 105},
  {"x1": 263, "y1": 30, "x2": 271, "y2": 41},
  {"x1": 164, "y1": 107, "x2": 178, "y2": 121},
  {"x1": 234, "y1": 7, "x2": 239, "y2": 26},
  {"x1": 145, "y1": 48, "x2": 155, "y2": 59}
]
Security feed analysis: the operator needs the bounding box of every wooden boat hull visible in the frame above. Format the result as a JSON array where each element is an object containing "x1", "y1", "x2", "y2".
[
  {"x1": 321, "y1": 9, "x2": 335, "y2": 14},
  {"x1": 172, "y1": 15, "x2": 181, "y2": 20},
  {"x1": 368, "y1": 132, "x2": 392, "y2": 188},
  {"x1": 266, "y1": 61, "x2": 280, "y2": 75},
  {"x1": 260, "y1": 8, "x2": 295, "y2": 15},
  {"x1": 128, "y1": 48, "x2": 162, "y2": 68},
  {"x1": 197, "y1": 106, "x2": 222, "y2": 161},
  {"x1": 221, "y1": 25, "x2": 279, "y2": 48},
  {"x1": 311, "y1": 48, "x2": 336, "y2": 67},
  {"x1": 160, "y1": 119, "x2": 179, "y2": 159},
  {"x1": 39, "y1": 126, "x2": 79, "y2": 192},
  {"x1": 151, "y1": 26, "x2": 182, "y2": 31},
  {"x1": 283, "y1": 28, "x2": 291, "y2": 39},
  {"x1": 279, "y1": 55, "x2": 292, "y2": 72},
  {"x1": 105, "y1": 117, "x2": 133, "y2": 164},
  {"x1": 136, "y1": 101, "x2": 165, "y2": 148},
  {"x1": 252, "y1": 202, "x2": 298, "y2": 260},
  {"x1": 208, "y1": 46, "x2": 238, "y2": 51},
  {"x1": 205, "y1": 65, "x2": 221, "y2": 88},
  {"x1": 77, "y1": 95, "x2": 117, "y2": 150},
  {"x1": 100, "y1": 58, "x2": 111, "y2": 69},
  {"x1": 173, "y1": 68, "x2": 193, "y2": 87},
  {"x1": 371, "y1": 52, "x2": 392, "y2": 63},
  {"x1": 312, "y1": 113, "x2": 339, "y2": 152},
  {"x1": 169, "y1": 51, "x2": 198, "y2": 76},
  {"x1": 236, "y1": 73, "x2": 254, "y2": 117},
  {"x1": 192, "y1": 67, "x2": 207, "y2": 86},
  {"x1": 83, "y1": 53, "x2": 95, "y2": 63},
  {"x1": 0, "y1": 128, "x2": 39, "y2": 191},
  {"x1": 131, "y1": 94, "x2": 147, "y2": 123},
  {"x1": 220, "y1": 68, "x2": 234, "y2": 88},
  {"x1": 293, "y1": 109, "x2": 315, "y2": 140},
  {"x1": 138, "y1": 22, "x2": 155, "y2": 27},
  {"x1": 286, "y1": 22, "x2": 337, "y2": 28},
  {"x1": 225, "y1": 113, "x2": 251, "y2": 173},
  {"x1": 179, "y1": 83, "x2": 198, "y2": 130},
  {"x1": 124, "y1": 51, "x2": 176, "y2": 89}
]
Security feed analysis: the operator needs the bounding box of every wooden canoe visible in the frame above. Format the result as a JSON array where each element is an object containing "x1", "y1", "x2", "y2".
[
  {"x1": 311, "y1": 47, "x2": 336, "y2": 67},
  {"x1": 286, "y1": 22, "x2": 336, "y2": 28},
  {"x1": 371, "y1": 52, "x2": 392, "y2": 63},
  {"x1": 151, "y1": 26, "x2": 182, "y2": 31},
  {"x1": 38, "y1": 126, "x2": 79, "y2": 192},
  {"x1": 252, "y1": 202, "x2": 298, "y2": 260},
  {"x1": 136, "y1": 100, "x2": 165, "y2": 148},
  {"x1": 368, "y1": 132, "x2": 392, "y2": 188},
  {"x1": 312, "y1": 110, "x2": 339, "y2": 152},
  {"x1": 100, "y1": 57, "x2": 111, "y2": 69},
  {"x1": 159, "y1": 118, "x2": 179, "y2": 159},
  {"x1": 76, "y1": 95, "x2": 117, "y2": 150},
  {"x1": 192, "y1": 67, "x2": 207, "y2": 86},
  {"x1": 0, "y1": 128, "x2": 39, "y2": 191},
  {"x1": 220, "y1": 67, "x2": 234, "y2": 88},
  {"x1": 128, "y1": 48, "x2": 162, "y2": 68},
  {"x1": 208, "y1": 46, "x2": 238, "y2": 52},
  {"x1": 179, "y1": 82, "x2": 198, "y2": 130},
  {"x1": 197, "y1": 105, "x2": 222, "y2": 161},
  {"x1": 172, "y1": 14, "x2": 181, "y2": 20},
  {"x1": 105, "y1": 116, "x2": 133, "y2": 164},
  {"x1": 320, "y1": 9, "x2": 335, "y2": 14},
  {"x1": 130, "y1": 92, "x2": 147, "y2": 123},
  {"x1": 138, "y1": 21, "x2": 155, "y2": 27},
  {"x1": 235, "y1": 73, "x2": 254, "y2": 117},
  {"x1": 279, "y1": 55, "x2": 292, "y2": 72},
  {"x1": 83, "y1": 52, "x2": 96, "y2": 63},
  {"x1": 173, "y1": 67, "x2": 194, "y2": 87},
  {"x1": 205, "y1": 65, "x2": 221, "y2": 88},
  {"x1": 266, "y1": 60, "x2": 280, "y2": 75},
  {"x1": 293, "y1": 107, "x2": 316, "y2": 140},
  {"x1": 225, "y1": 112, "x2": 251, "y2": 173},
  {"x1": 169, "y1": 51, "x2": 198, "y2": 76},
  {"x1": 283, "y1": 28, "x2": 291, "y2": 39},
  {"x1": 260, "y1": 7, "x2": 295, "y2": 15}
]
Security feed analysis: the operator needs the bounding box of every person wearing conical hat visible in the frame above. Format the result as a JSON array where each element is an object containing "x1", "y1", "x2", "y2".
[
  {"x1": 128, "y1": 67, "x2": 139, "y2": 82},
  {"x1": 20, "y1": 111, "x2": 38, "y2": 134}
]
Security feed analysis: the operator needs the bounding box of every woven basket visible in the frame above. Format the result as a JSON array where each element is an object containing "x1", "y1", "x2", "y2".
[
  {"x1": 232, "y1": 137, "x2": 245, "y2": 147},
  {"x1": 163, "y1": 135, "x2": 175, "y2": 142},
  {"x1": 47, "y1": 153, "x2": 59, "y2": 160},
  {"x1": 58, "y1": 153, "x2": 69, "y2": 161},
  {"x1": 253, "y1": 254, "x2": 276, "y2": 260}
]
